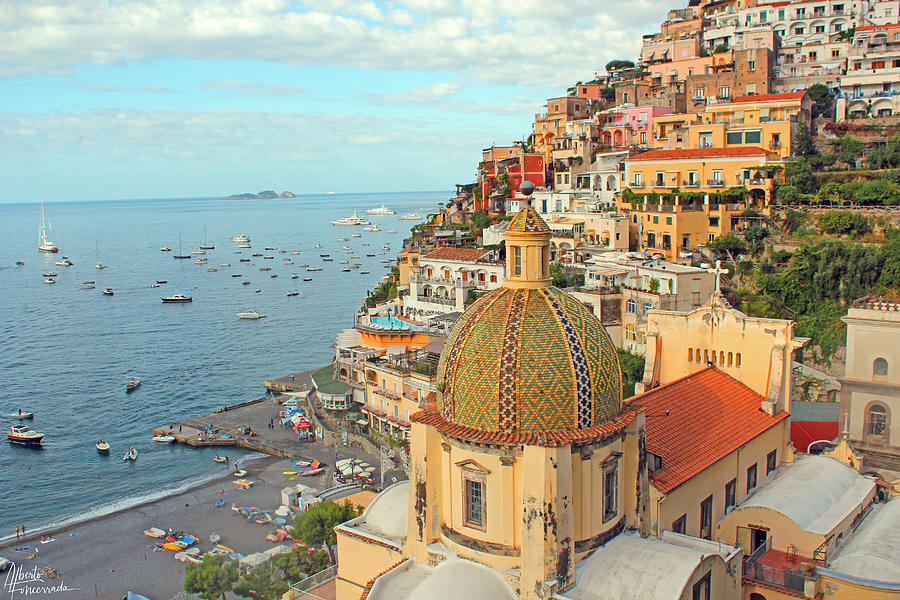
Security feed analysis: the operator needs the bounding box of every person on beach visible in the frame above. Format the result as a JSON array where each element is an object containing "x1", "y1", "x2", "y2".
[
  {"x1": 21, "y1": 525, "x2": 25, "y2": 536},
  {"x1": 15, "y1": 526, "x2": 19, "y2": 540}
]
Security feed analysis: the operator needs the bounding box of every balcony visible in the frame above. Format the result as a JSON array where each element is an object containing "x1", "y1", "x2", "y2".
[
  {"x1": 742, "y1": 544, "x2": 817, "y2": 597},
  {"x1": 707, "y1": 179, "x2": 726, "y2": 187},
  {"x1": 416, "y1": 294, "x2": 456, "y2": 307},
  {"x1": 410, "y1": 274, "x2": 474, "y2": 288}
]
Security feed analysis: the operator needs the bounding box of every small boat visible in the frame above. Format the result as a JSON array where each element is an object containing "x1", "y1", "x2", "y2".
[
  {"x1": 238, "y1": 243, "x2": 251, "y2": 249},
  {"x1": 232, "y1": 273, "x2": 242, "y2": 278},
  {"x1": 398, "y1": 213, "x2": 422, "y2": 220},
  {"x1": 215, "y1": 498, "x2": 226, "y2": 507},
  {"x1": 191, "y1": 250, "x2": 206, "y2": 256},
  {"x1": 231, "y1": 235, "x2": 250, "y2": 243},
  {"x1": 236, "y1": 310, "x2": 265, "y2": 319},
  {"x1": 8, "y1": 424, "x2": 44, "y2": 445},
  {"x1": 290, "y1": 273, "x2": 299, "y2": 279},
  {"x1": 270, "y1": 273, "x2": 278, "y2": 278},
  {"x1": 152, "y1": 435, "x2": 175, "y2": 443},
  {"x1": 255, "y1": 289, "x2": 261, "y2": 293},
  {"x1": 301, "y1": 468, "x2": 324, "y2": 477},
  {"x1": 240, "y1": 258, "x2": 250, "y2": 262},
  {"x1": 43, "y1": 271, "x2": 58, "y2": 277},
  {"x1": 233, "y1": 479, "x2": 254, "y2": 489},
  {"x1": 252, "y1": 253, "x2": 263, "y2": 257},
  {"x1": 363, "y1": 224, "x2": 381, "y2": 232},
  {"x1": 259, "y1": 267, "x2": 271, "y2": 271},
  {"x1": 341, "y1": 246, "x2": 351, "y2": 250},
  {"x1": 322, "y1": 256, "x2": 333, "y2": 262},
  {"x1": 339, "y1": 260, "x2": 349, "y2": 264},
  {"x1": 351, "y1": 233, "x2": 362, "y2": 238},
  {"x1": 143, "y1": 527, "x2": 166, "y2": 538},
  {"x1": 43, "y1": 278, "x2": 55, "y2": 284},
  {"x1": 366, "y1": 253, "x2": 376, "y2": 257},
  {"x1": 286, "y1": 291, "x2": 299, "y2": 297},
  {"x1": 365, "y1": 204, "x2": 396, "y2": 215},
  {"x1": 242, "y1": 280, "x2": 251, "y2": 285},
  {"x1": 160, "y1": 247, "x2": 172, "y2": 252},
  {"x1": 264, "y1": 247, "x2": 276, "y2": 251},
  {"x1": 96, "y1": 440, "x2": 110, "y2": 453},
  {"x1": 126, "y1": 379, "x2": 141, "y2": 392},
  {"x1": 9, "y1": 410, "x2": 34, "y2": 419},
  {"x1": 220, "y1": 263, "x2": 231, "y2": 267},
  {"x1": 95, "y1": 263, "x2": 107, "y2": 269},
  {"x1": 161, "y1": 294, "x2": 192, "y2": 303},
  {"x1": 102, "y1": 289, "x2": 114, "y2": 296},
  {"x1": 283, "y1": 260, "x2": 294, "y2": 265},
  {"x1": 15, "y1": 261, "x2": 25, "y2": 266},
  {"x1": 387, "y1": 230, "x2": 397, "y2": 234},
  {"x1": 232, "y1": 469, "x2": 247, "y2": 477},
  {"x1": 199, "y1": 244, "x2": 215, "y2": 250},
  {"x1": 264, "y1": 256, "x2": 274, "y2": 260},
  {"x1": 303, "y1": 277, "x2": 313, "y2": 281},
  {"x1": 150, "y1": 283, "x2": 160, "y2": 288},
  {"x1": 193, "y1": 258, "x2": 207, "y2": 264},
  {"x1": 156, "y1": 280, "x2": 167, "y2": 284},
  {"x1": 342, "y1": 268, "x2": 351, "y2": 272},
  {"x1": 80, "y1": 281, "x2": 95, "y2": 289},
  {"x1": 213, "y1": 455, "x2": 227, "y2": 463},
  {"x1": 123, "y1": 447, "x2": 137, "y2": 461},
  {"x1": 55, "y1": 258, "x2": 74, "y2": 266},
  {"x1": 314, "y1": 244, "x2": 322, "y2": 248},
  {"x1": 207, "y1": 268, "x2": 217, "y2": 272},
  {"x1": 307, "y1": 266, "x2": 322, "y2": 272}
]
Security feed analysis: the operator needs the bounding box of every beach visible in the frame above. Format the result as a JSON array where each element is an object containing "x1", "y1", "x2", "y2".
[{"x1": 1, "y1": 456, "x2": 321, "y2": 600}]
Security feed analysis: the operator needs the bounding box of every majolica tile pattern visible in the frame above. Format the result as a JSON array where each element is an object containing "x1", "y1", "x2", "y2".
[
  {"x1": 506, "y1": 205, "x2": 550, "y2": 234},
  {"x1": 437, "y1": 286, "x2": 622, "y2": 432}
]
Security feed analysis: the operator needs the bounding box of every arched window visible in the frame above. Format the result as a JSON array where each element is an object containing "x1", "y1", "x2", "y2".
[
  {"x1": 750, "y1": 593, "x2": 768, "y2": 600},
  {"x1": 696, "y1": 348, "x2": 702, "y2": 364},
  {"x1": 688, "y1": 348, "x2": 694, "y2": 362},
  {"x1": 728, "y1": 352, "x2": 733, "y2": 367},
  {"x1": 874, "y1": 358, "x2": 888, "y2": 378},
  {"x1": 867, "y1": 404, "x2": 888, "y2": 436},
  {"x1": 736, "y1": 353, "x2": 742, "y2": 367}
]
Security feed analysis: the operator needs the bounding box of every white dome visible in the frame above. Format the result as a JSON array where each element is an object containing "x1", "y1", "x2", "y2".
[
  {"x1": 410, "y1": 559, "x2": 517, "y2": 600},
  {"x1": 359, "y1": 480, "x2": 408, "y2": 538}
]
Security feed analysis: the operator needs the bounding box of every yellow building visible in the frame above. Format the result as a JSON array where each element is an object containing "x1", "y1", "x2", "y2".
[
  {"x1": 621, "y1": 147, "x2": 779, "y2": 259},
  {"x1": 362, "y1": 352, "x2": 438, "y2": 441},
  {"x1": 332, "y1": 206, "x2": 745, "y2": 600},
  {"x1": 532, "y1": 97, "x2": 591, "y2": 161},
  {"x1": 652, "y1": 91, "x2": 812, "y2": 160}
]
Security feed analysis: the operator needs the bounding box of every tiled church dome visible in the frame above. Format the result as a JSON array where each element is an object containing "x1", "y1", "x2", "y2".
[{"x1": 435, "y1": 285, "x2": 622, "y2": 433}]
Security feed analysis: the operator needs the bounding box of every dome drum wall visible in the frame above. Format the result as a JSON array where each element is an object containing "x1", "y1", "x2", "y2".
[{"x1": 436, "y1": 285, "x2": 623, "y2": 435}]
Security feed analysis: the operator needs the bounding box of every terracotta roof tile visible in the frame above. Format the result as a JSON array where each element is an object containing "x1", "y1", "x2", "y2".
[
  {"x1": 625, "y1": 367, "x2": 788, "y2": 493},
  {"x1": 856, "y1": 22, "x2": 900, "y2": 32},
  {"x1": 410, "y1": 406, "x2": 637, "y2": 447},
  {"x1": 732, "y1": 91, "x2": 806, "y2": 103},
  {"x1": 626, "y1": 147, "x2": 769, "y2": 161},
  {"x1": 423, "y1": 247, "x2": 493, "y2": 262}
]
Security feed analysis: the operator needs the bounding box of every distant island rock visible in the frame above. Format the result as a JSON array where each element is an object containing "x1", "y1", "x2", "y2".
[{"x1": 221, "y1": 190, "x2": 296, "y2": 200}]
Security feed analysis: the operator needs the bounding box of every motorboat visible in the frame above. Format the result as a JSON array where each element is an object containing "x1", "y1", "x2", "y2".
[
  {"x1": 191, "y1": 250, "x2": 206, "y2": 256},
  {"x1": 303, "y1": 277, "x2": 313, "y2": 281},
  {"x1": 342, "y1": 268, "x2": 351, "y2": 272},
  {"x1": 307, "y1": 266, "x2": 322, "y2": 272},
  {"x1": 264, "y1": 256, "x2": 274, "y2": 260},
  {"x1": 8, "y1": 410, "x2": 33, "y2": 419},
  {"x1": 259, "y1": 267, "x2": 271, "y2": 271},
  {"x1": 314, "y1": 244, "x2": 322, "y2": 248},
  {"x1": 231, "y1": 235, "x2": 250, "y2": 243},
  {"x1": 207, "y1": 268, "x2": 217, "y2": 272},
  {"x1": 363, "y1": 224, "x2": 382, "y2": 232},
  {"x1": 213, "y1": 455, "x2": 227, "y2": 463},
  {"x1": 43, "y1": 271, "x2": 58, "y2": 277},
  {"x1": 102, "y1": 289, "x2": 114, "y2": 296},
  {"x1": 15, "y1": 261, "x2": 25, "y2": 266},
  {"x1": 365, "y1": 205, "x2": 396, "y2": 215},
  {"x1": 264, "y1": 247, "x2": 276, "y2": 251},
  {"x1": 270, "y1": 273, "x2": 278, "y2": 278},
  {"x1": 156, "y1": 280, "x2": 167, "y2": 284},
  {"x1": 161, "y1": 294, "x2": 192, "y2": 303},
  {"x1": 160, "y1": 247, "x2": 172, "y2": 252},
  {"x1": 96, "y1": 440, "x2": 110, "y2": 453},
  {"x1": 387, "y1": 230, "x2": 397, "y2": 234},
  {"x1": 237, "y1": 310, "x2": 265, "y2": 319},
  {"x1": 336, "y1": 237, "x2": 349, "y2": 242},
  {"x1": 123, "y1": 447, "x2": 138, "y2": 461},
  {"x1": 398, "y1": 213, "x2": 422, "y2": 220},
  {"x1": 232, "y1": 274, "x2": 242, "y2": 278},
  {"x1": 366, "y1": 253, "x2": 376, "y2": 257},
  {"x1": 150, "y1": 283, "x2": 160, "y2": 288},
  {"x1": 252, "y1": 253, "x2": 263, "y2": 257},
  {"x1": 8, "y1": 424, "x2": 44, "y2": 445},
  {"x1": 242, "y1": 280, "x2": 251, "y2": 285},
  {"x1": 382, "y1": 245, "x2": 391, "y2": 250},
  {"x1": 290, "y1": 273, "x2": 299, "y2": 279},
  {"x1": 126, "y1": 379, "x2": 141, "y2": 392},
  {"x1": 286, "y1": 291, "x2": 299, "y2": 297},
  {"x1": 43, "y1": 278, "x2": 55, "y2": 284},
  {"x1": 55, "y1": 257, "x2": 74, "y2": 266},
  {"x1": 152, "y1": 435, "x2": 175, "y2": 443},
  {"x1": 95, "y1": 263, "x2": 108, "y2": 269},
  {"x1": 220, "y1": 263, "x2": 231, "y2": 267},
  {"x1": 360, "y1": 271, "x2": 370, "y2": 274},
  {"x1": 37, "y1": 197, "x2": 59, "y2": 253},
  {"x1": 330, "y1": 212, "x2": 370, "y2": 226},
  {"x1": 351, "y1": 233, "x2": 362, "y2": 238},
  {"x1": 322, "y1": 256, "x2": 333, "y2": 262},
  {"x1": 193, "y1": 258, "x2": 207, "y2": 264},
  {"x1": 239, "y1": 258, "x2": 250, "y2": 262},
  {"x1": 283, "y1": 260, "x2": 294, "y2": 265},
  {"x1": 80, "y1": 281, "x2": 95, "y2": 289},
  {"x1": 238, "y1": 243, "x2": 251, "y2": 249},
  {"x1": 290, "y1": 251, "x2": 300, "y2": 255},
  {"x1": 339, "y1": 260, "x2": 349, "y2": 264}
]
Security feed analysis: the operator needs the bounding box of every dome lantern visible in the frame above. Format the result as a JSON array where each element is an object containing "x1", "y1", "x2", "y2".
[{"x1": 504, "y1": 184, "x2": 551, "y2": 290}]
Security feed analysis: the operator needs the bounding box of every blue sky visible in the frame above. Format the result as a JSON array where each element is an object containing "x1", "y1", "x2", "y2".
[{"x1": 0, "y1": 0, "x2": 667, "y2": 202}]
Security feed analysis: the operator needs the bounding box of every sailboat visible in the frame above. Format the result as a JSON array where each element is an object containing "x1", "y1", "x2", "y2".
[
  {"x1": 173, "y1": 233, "x2": 191, "y2": 259},
  {"x1": 200, "y1": 226, "x2": 215, "y2": 250},
  {"x1": 37, "y1": 197, "x2": 59, "y2": 253}
]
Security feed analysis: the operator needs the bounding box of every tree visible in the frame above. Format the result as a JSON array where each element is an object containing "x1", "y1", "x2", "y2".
[
  {"x1": 776, "y1": 184, "x2": 802, "y2": 204},
  {"x1": 817, "y1": 211, "x2": 871, "y2": 236},
  {"x1": 793, "y1": 123, "x2": 818, "y2": 158},
  {"x1": 471, "y1": 210, "x2": 492, "y2": 229},
  {"x1": 784, "y1": 159, "x2": 818, "y2": 193},
  {"x1": 806, "y1": 83, "x2": 834, "y2": 118},
  {"x1": 184, "y1": 555, "x2": 239, "y2": 600},
  {"x1": 617, "y1": 348, "x2": 645, "y2": 398},
  {"x1": 270, "y1": 548, "x2": 329, "y2": 582},
  {"x1": 782, "y1": 209, "x2": 806, "y2": 233},
  {"x1": 292, "y1": 500, "x2": 358, "y2": 559},
  {"x1": 233, "y1": 561, "x2": 289, "y2": 600},
  {"x1": 708, "y1": 234, "x2": 747, "y2": 264},
  {"x1": 831, "y1": 136, "x2": 863, "y2": 164},
  {"x1": 742, "y1": 225, "x2": 771, "y2": 257},
  {"x1": 600, "y1": 87, "x2": 616, "y2": 102},
  {"x1": 854, "y1": 179, "x2": 900, "y2": 206},
  {"x1": 605, "y1": 59, "x2": 635, "y2": 73}
]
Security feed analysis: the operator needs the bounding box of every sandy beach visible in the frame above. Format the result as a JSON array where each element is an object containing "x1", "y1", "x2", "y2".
[{"x1": 0, "y1": 456, "x2": 324, "y2": 600}]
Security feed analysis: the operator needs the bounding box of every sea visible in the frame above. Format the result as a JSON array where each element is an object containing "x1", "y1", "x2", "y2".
[{"x1": 0, "y1": 191, "x2": 446, "y2": 540}]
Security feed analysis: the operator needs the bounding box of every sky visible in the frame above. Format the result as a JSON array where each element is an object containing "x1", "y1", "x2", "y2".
[{"x1": 0, "y1": 0, "x2": 668, "y2": 202}]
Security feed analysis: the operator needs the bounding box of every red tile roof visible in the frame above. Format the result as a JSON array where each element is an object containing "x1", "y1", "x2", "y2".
[
  {"x1": 410, "y1": 406, "x2": 638, "y2": 447},
  {"x1": 625, "y1": 367, "x2": 788, "y2": 493},
  {"x1": 732, "y1": 91, "x2": 806, "y2": 103},
  {"x1": 423, "y1": 247, "x2": 493, "y2": 262},
  {"x1": 856, "y1": 23, "x2": 900, "y2": 32},
  {"x1": 627, "y1": 147, "x2": 769, "y2": 161}
]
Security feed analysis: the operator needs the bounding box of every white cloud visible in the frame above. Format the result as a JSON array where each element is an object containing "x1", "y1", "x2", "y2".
[
  {"x1": 198, "y1": 81, "x2": 306, "y2": 96},
  {"x1": 0, "y1": 0, "x2": 664, "y2": 86}
]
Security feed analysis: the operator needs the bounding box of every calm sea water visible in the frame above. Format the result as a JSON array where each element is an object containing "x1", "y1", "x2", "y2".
[{"x1": 0, "y1": 191, "x2": 444, "y2": 539}]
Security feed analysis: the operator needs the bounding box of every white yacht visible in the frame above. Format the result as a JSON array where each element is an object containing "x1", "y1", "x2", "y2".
[
  {"x1": 363, "y1": 224, "x2": 382, "y2": 232},
  {"x1": 330, "y1": 212, "x2": 370, "y2": 226},
  {"x1": 237, "y1": 309, "x2": 265, "y2": 319},
  {"x1": 231, "y1": 235, "x2": 251, "y2": 243},
  {"x1": 364, "y1": 205, "x2": 396, "y2": 215},
  {"x1": 238, "y1": 243, "x2": 251, "y2": 249},
  {"x1": 95, "y1": 263, "x2": 108, "y2": 270},
  {"x1": 398, "y1": 213, "x2": 422, "y2": 221},
  {"x1": 37, "y1": 197, "x2": 59, "y2": 253}
]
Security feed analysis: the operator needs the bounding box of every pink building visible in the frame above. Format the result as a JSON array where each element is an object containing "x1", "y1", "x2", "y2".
[{"x1": 599, "y1": 106, "x2": 674, "y2": 149}]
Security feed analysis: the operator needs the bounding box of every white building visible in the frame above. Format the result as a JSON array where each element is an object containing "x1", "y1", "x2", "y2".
[
  {"x1": 835, "y1": 23, "x2": 900, "y2": 119},
  {"x1": 404, "y1": 247, "x2": 505, "y2": 317}
]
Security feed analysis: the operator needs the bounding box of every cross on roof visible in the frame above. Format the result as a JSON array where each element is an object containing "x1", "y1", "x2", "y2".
[{"x1": 708, "y1": 259, "x2": 727, "y2": 295}]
